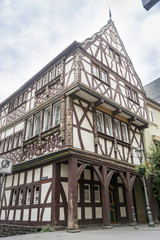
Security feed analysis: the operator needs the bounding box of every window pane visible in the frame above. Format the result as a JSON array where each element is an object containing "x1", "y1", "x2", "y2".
[
  {"x1": 105, "y1": 115, "x2": 112, "y2": 136},
  {"x1": 132, "y1": 90, "x2": 138, "y2": 102},
  {"x1": 26, "y1": 187, "x2": 31, "y2": 204},
  {"x1": 18, "y1": 189, "x2": 23, "y2": 205},
  {"x1": 42, "y1": 74, "x2": 48, "y2": 86},
  {"x1": 37, "y1": 79, "x2": 42, "y2": 90},
  {"x1": 53, "y1": 102, "x2": 61, "y2": 127},
  {"x1": 84, "y1": 184, "x2": 90, "y2": 202},
  {"x1": 149, "y1": 109, "x2": 155, "y2": 123},
  {"x1": 55, "y1": 64, "x2": 61, "y2": 77},
  {"x1": 121, "y1": 123, "x2": 128, "y2": 142},
  {"x1": 8, "y1": 137, "x2": 13, "y2": 151},
  {"x1": 96, "y1": 112, "x2": 104, "y2": 132},
  {"x1": 43, "y1": 107, "x2": 51, "y2": 131},
  {"x1": 4, "y1": 139, "x2": 9, "y2": 152},
  {"x1": 101, "y1": 71, "x2": 108, "y2": 83},
  {"x1": 126, "y1": 87, "x2": 131, "y2": 98},
  {"x1": 12, "y1": 190, "x2": 17, "y2": 206},
  {"x1": 93, "y1": 65, "x2": 99, "y2": 78},
  {"x1": 34, "y1": 186, "x2": 40, "y2": 203},
  {"x1": 114, "y1": 120, "x2": 121, "y2": 140},
  {"x1": 50, "y1": 68, "x2": 55, "y2": 81},
  {"x1": 109, "y1": 48, "x2": 114, "y2": 59},
  {"x1": 18, "y1": 132, "x2": 23, "y2": 146},
  {"x1": 94, "y1": 185, "x2": 100, "y2": 202},
  {"x1": 26, "y1": 118, "x2": 32, "y2": 140},
  {"x1": 33, "y1": 113, "x2": 40, "y2": 136}
]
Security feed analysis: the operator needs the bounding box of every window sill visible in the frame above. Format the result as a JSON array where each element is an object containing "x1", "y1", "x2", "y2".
[{"x1": 93, "y1": 76, "x2": 110, "y2": 86}]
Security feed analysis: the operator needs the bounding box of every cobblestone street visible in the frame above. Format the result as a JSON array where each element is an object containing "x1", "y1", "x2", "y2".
[{"x1": 1, "y1": 225, "x2": 160, "y2": 240}]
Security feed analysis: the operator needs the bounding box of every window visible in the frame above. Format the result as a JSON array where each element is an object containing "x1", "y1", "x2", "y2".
[
  {"x1": 33, "y1": 113, "x2": 41, "y2": 136},
  {"x1": 42, "y1": 74, "x2": 48, "y2": 86},
  {"x1": 8, "y1": 137, "x2": 13, "y2": 151},
  {"x1": 84, "y1": 184, "x2": 90, "y2": 202},
  {"x1": 93, "y1": 65, "x2": 99, "y2": 78},
  {"x1": 34, "y1": 186, "x2": 40, "y2": 203},
  {"x1": 105, "y1": 115, "x2": 113, "y2": 136},
  {"x1": 115, "y1": 53, "x2": 120, "y2": 63},
  {"x1": 43, "y1": 107, "x2": 51, "y2": 132},
  {"x1": 121, "y1": 123, "x2": 128, "y2": 142},
  {"x1": 126, "y1": 87, "x2": 131, "y2": 99},
  {"x1": 19, "y1": 95, "x2": 23, "y2": 105},
  {"x1": 50, "y1": 68, "x2": 55, "y2": 81},
  {"x1": 110, "y1": 31, "x2": 117, "y2": 43},
  {"x1": 148, "y1": 108, "x2": 155, "y2": 123},
  {"x1": 26, "y1": 187, "x2": 31, "y2": 205},
  {"x1": 114, "y1": 120, "x2": 121, "y2": 140},
  {"x1": 101, "y1": 70, "x2": 108, "y2": 84},
  {"x1": 4, "y1": 139, "x2": 9, "y2": 152},
  {"x1": 37, "y1": 79, "x2": 42, "y2": 91},
  {"x1": 0, "y1": 141, "x2": 4, "y2": 153},
  {"x1": 94, "y1": 185, "x2": 100, "y2": 202},
  {"x1": 53, "y1": 102, "x2": 61, "y2": 127},
  {"x1": 109, "y1": 48, "x2": 114, "y2": 59},
  {"x1": 55, "y1": 64, "x2": 61, "y2": 77},
  {"x1": 96, "y1": 112, "x2": 104, "y2": 133},
  {"x1": 132, "y1": 90, "x2": 138, "y2": 103},
  {"x1": 12, "y1": 190, "x2": 17, "y2": 206},
  {"x1": 18, "y1": 189, "x2": 23, "y2": 205},
  {"x1": 25, "y1": 117, "x2": 32, "y2": 140},
  {"x1": 13, "y1": 135, "x2": 18, "y2": 148},
  {"x1": 18, "y1": 132, "x2": 23, "y2": 147}
]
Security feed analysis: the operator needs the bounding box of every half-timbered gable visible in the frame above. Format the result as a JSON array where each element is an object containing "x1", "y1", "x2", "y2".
[{"x1": 0, "y1": 19, "x2": 156, "y2": 230}]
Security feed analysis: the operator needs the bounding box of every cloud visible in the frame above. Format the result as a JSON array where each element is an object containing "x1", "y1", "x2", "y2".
[{"x1": 0, "y1": 0, "x2": 160, "y2": 103}]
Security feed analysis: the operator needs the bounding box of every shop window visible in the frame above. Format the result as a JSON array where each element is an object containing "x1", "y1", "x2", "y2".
[
  {"x1": 18, "y1": 189, "x2": 23, "y2": 205},
  {"x1": 26, "y1": 187, "x2": 31, "y2": 205},
  {"x1": 43, "y1": 107, "x2": 51, "y2": 132},
  {"x1": 12, "y1": 190, "x2": 17, "y2": 206},
  {"x1": 84, "y1": 184, "x2": 90, "y2": 203},
  {"x1": 53, "y1": 102, "x2": 61, "y2": 127},
  {"x1": 34, "y1": 186, "x2": 40, "y2": 204},
  {"x1": 94, "y1": 185, "x2": 100, "y2": 202}
]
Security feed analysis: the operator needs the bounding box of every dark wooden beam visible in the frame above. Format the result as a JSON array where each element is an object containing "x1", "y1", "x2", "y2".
[
  {"x1": 128, "y1": 116, "x2": 137, "y2": 123},
  {"x1": 94, "y1": 99, "x2": 104, "y2": 107},
  {"x1": 113, "y1": 108, "x2": 122, "y2": 116},
  {"x1": 138, "y1": 124, "x2": 149, "y2": 131}
]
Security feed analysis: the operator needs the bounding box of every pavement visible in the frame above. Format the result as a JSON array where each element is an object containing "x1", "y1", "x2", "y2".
[{"x1": 1, "y1": 224, "x2": 160, "y2": 240}]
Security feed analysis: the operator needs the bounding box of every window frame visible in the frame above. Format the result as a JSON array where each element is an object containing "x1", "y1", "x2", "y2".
[
  {"x1": 96, "y1": 111, "x2": 104, "y2": 133},
  {"x1": 114, "y1": 119, "x2": 121, "y2": 140},
  {"x1": 34, "y1": 186, "x2": 40, "y2": 204},
  {"x1": 148, "y1": 108, "x2": 156, "y2": 123},
  {"x1": 84, "y1": 184, "x2": 91, "y2": 203},
  {"x1": 18, "y1": 188, "x2": 23, "y2": 206},
  {"x1": 33, "y1": 112, "x2": 41, "y2": 137},
  {"x1": 43, "y1": 107, "x2": 51, "y2": 132},
  {"x1": 25, "y1": 117, "x2": 32, "y2": 140},
  {"x1": 53, "y1": 102, "x2": 61, "y2": 127},
  {"x1": 94, "y1": 185, "x2": 101, "y2": 203},
  {"x1": 121, "y1": 123, "x2": 129, "y2": 143},
  {"x1": 12, "y1": 189, "x2": 17, "y2": 206},
  {"x1": 92, "y1": 64, "x2": 100, "y2": 78},
  {"x1": 26, "y1": 187, "x2": 32, "y2": 205},
  {"x1": 104, "y1": 114, "x2": 113, "y2": 136}
]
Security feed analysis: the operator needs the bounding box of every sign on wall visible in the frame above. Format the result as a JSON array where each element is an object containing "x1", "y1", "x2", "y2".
[
  {"x1": 0, "y1": 158, "x2": 13, "y2": 174},
  {"x1": 142, "y1": 0, "x2": 160, "y2": 10}
]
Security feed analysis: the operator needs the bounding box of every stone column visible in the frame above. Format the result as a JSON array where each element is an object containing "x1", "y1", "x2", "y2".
[{"x1": 67, "y1": 157, "x2": 79, "y2": 231}]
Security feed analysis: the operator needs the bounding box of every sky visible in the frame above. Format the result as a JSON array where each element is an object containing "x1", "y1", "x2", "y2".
[{"x1": 0, "y1": 0, "x2": 160, "y2": 103}]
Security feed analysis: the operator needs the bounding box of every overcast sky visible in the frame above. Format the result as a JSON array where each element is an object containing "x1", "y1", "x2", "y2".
[{"x1": 0, "y1": 0, "x2": 160, "y2": 103}]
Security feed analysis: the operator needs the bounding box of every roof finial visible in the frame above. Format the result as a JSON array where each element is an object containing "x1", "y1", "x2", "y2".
[{"x1": 109, "y1": 7, "x2": 112, "y2": 20}]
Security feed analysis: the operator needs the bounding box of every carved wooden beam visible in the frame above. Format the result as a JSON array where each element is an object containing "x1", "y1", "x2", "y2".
[
  {"x1": 94, "y1": 99, "x2": 104, "y2": 107},
  {"x1": 113, "y1": 108, "x2": 122, "y2": 116},
  {"x1": 128, "y1": 116, "x2": 137, "y2": 123},
  {"x1": 138, "y1": 123, "x2": 149, "y2": 131}
]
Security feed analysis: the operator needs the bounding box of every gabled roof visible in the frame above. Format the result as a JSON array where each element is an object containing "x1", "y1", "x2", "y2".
[{"x1": 144, "y1": 77, "x2": 160, "y2": 103}]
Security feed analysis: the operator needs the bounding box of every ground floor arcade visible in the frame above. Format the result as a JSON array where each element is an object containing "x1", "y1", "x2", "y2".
[{"x1": 0, "y1": 148, "x2": 156, "y2": 229}]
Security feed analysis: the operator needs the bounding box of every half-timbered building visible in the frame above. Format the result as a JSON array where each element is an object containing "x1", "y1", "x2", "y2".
[{"x1": 0, "y1": 18, "x2": 156, "y2": 229}]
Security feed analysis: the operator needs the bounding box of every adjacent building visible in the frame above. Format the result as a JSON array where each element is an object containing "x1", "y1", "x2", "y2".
[{"x1": 0, "y1": 18, "x2": 156, "y2": 229}]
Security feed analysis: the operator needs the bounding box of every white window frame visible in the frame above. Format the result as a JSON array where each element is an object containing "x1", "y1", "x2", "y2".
[
  {"x1": 43, "y1": 107, "x2": 51, "y2": 132},
  {"x1": 148, "y1": 108, "x2": 156, "y2": 123},
  {"x1": 84, "y1": 184, "x2": 90, "y2": 203},
  {"x1": 94, "y1": 185, "x2": 100, "y2": 203},
  {"x1": 37, "y1": 79, "x2": 42, "y2": 91},
  {"x1": 93, "y1": 65, "x2": 99, "y2": 78},
  {"x1": 105, "y1": 115, "x2": 113, "y2": 136},
  {"x1": 114, "y1": 119, "x2": 121, "y2": 140},
  {"x1": 50, "y1": 68, "x2": 55, "y2": 81},
  {"x1": 101, "y1": 70, "x2": 108, "y2": 84},
  {"x1": 34, "y1": 186, "x2": 40, "y2": 204},
  {"x1": 53, "y1": 102, "x2": 61, "y2": 127},
  {"x1": 96, "y1": 111, "x2": 104, "y2": 133},
  {"x1": 132, "y1": 90, "x2": 138, "y2": 103},
  {"x1": 26, "y1": 187, "x2": 31, "y2": 205},
  {"x1": 25, "y1": 117, "x2": 32, "y2": 140},
  {"x1": 33, "y1": 113, "x2": 41, "y2": 137},
  {"x1": 126, "y1": 87, "x2": 131, "y2": 99},
  {"x1": 121, "y1": 123, "x2": 129, "y2": 143},
  {"x1": 18, "y1": 188, "x2": 23, "y2": 205},
  {"x1": 42, "y1": 74, "x2": 48, "y2": 86}
]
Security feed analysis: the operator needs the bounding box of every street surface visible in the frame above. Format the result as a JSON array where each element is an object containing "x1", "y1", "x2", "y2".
[{"x1": 1, "y1": 224, "x2": 160, "y2": 240}]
